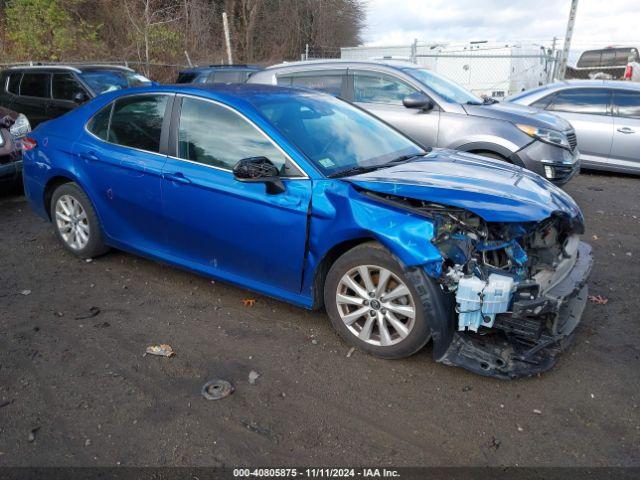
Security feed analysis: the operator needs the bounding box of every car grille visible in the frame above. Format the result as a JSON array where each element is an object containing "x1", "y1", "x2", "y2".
[{"x1": 567, "y1": 131, "x2": 577, "y2": 151}]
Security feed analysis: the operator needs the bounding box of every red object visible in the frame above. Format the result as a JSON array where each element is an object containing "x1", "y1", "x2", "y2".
[
  {"x1": 21, "y1": 137, "x2": 37, "y2": 151},
  {"x1": 623, "y1": 65, "x2": 633, "y2": 80}
]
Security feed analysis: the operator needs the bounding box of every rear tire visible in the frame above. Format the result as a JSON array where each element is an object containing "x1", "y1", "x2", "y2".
[
  {"x1": 50, "y1": 182, "x2": 108, "y2": 259},
  {"x1": 324, "y1": 242, "x2": 432, "y2": 359}
]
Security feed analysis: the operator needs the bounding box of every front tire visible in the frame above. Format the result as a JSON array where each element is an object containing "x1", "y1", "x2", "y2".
[
  {"x1": 324, "y1": 242, "x2": 431, "y2": 359},
  {"x1": 50, "y1": 182, "x2": 108, "y2": 259}
]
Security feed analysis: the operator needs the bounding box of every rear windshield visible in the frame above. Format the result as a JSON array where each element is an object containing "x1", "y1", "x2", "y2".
[
  {"x1": 577, "y1": 48, "x2": 639, "y2": 68},
  {"x1": 79, "y1": 69, "x2": 152, "y2": 95},
  {"x1": 176, "y1": 72, "x2": 198, "y2": 84}
]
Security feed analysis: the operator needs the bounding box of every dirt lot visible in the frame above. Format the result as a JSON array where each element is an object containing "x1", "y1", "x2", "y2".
[{"x1": 0, "y1": 172, "x2": 639, "y2": 467}]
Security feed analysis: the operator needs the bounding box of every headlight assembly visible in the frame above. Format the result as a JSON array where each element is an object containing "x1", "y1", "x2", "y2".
[
  {"x1": 10, "y1": 114, "x2": 31, "y2": 139},
  {"x1": 516, "y1": 124, "x2": 571, "y2": 150}
]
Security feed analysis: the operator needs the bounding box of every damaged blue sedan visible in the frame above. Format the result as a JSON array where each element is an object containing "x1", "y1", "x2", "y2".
[{"x1": 21, "y1": 84, "x2": 592, "y2": 379}]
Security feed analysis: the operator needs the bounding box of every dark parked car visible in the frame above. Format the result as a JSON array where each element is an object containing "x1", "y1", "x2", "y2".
[
  {"x1": 0, "y1": 65, "x2": 152, "y2": 127},
  {"x1": 0, "y1": 106, "x2": 31, "y2": 183},
  {"x1": 176, "y1": 65, "x2": 261, "y2": 84},
  {"x1": 21, "y1": 83, "x2": 592, "y2": 378}
]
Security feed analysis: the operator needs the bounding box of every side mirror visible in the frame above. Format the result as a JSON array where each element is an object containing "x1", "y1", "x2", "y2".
[
  {"x1": 233, "y1": 156, "x2": 286, "y2": 195},
  {"x1": 73, "y1": 91, "x2": 89, "y2": 104},
  {"x1": 403, "y1": 92, "x2": 434, "y2": 111}
]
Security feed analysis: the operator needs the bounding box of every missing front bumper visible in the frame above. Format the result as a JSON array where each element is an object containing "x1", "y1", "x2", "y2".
[{"x1": 436, "y1": 242, "x2": 593, "y2": 379}]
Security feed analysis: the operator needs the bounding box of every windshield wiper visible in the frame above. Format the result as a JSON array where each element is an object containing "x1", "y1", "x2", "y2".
[
  {"x1": 328, "y1": 152, "x2": 429, "y2": 179},
  {"x1": 380, "y1": 151, "x2": 429, "y2": 167},
  {"x1": 327, "y1": 165, "x2": 380, "y2": 178}
]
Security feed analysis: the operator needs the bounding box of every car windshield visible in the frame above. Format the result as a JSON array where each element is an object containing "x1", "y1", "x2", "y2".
[
  {"x1": 402, "y1": 68, "x2": 484, "y2": 105},
  {"x1": 80, "y1": 69, "x2": 152, "y2": 95},
  {"x1": 251, "y1": 93, "x2": 425, "y2": 177}
]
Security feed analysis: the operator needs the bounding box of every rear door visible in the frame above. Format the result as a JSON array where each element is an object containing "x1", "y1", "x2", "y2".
[
  {"x1": 538, "y1": 88, "x2": 613, "y2": 168},
  {"x1": 160, "y1": 95, "x2": 311, "y2": 293},
  {"x1": 610, "y1": 89, "x2": 640, "y2": 172},
  {"x1": 48, "y1": 73, "x2": 89, "y2": 119},
  {"x1": 348, "y1": 69, "x2": 440, "y2": 148},
  {"x1": 14, "y1": 72, "x2": 51, "y2": 127},
  {"x1": 74, "y1": 93, "x2": 173, "y2": 252}
]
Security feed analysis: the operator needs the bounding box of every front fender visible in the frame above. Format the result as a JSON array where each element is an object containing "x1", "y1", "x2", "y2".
[{"x1": 303, "y1": 180, "x2": 443, "y2": 300}]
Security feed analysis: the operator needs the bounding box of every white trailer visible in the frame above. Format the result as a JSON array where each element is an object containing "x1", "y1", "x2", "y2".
[{"x1": 341, "y1": 42, "x2": 556, "y2": 98}]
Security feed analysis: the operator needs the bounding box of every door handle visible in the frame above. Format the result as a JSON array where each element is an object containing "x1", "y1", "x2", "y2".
[
  {"x1": 78, "y1": 151, "x2": 99, "y2": 161},
  {"x1": 163, "y1": 172, "x2": 192, "y2": 184},
  {"x1": 617, "y1": 127, "x2": 635, "y2": 134}
]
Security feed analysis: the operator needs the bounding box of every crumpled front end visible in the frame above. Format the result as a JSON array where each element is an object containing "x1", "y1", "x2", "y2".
[{"x1": 362, "y1": 190, "x2": 592, "y2": 379}]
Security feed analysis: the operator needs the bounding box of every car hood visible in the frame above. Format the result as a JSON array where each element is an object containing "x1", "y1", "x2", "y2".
[
  {"x1": 463, "y1": 101, "x2": 572, "y2": 132},
  {"x1": 346, "y1": 149, "x2": 582, "y2": 223}
]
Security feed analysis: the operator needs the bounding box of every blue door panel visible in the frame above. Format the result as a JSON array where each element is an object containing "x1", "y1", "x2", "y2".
[
  {"x1": 73, "y1": 136, "x2": 167, "y2": 253},
  {"x1": 160, "y1": 157, "x2": 312, "y2": 293}
]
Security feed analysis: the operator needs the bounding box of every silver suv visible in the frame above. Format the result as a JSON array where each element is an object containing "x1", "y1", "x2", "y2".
[{"x1": 249, "y1": 60, "x2": 579, "y2": 184}]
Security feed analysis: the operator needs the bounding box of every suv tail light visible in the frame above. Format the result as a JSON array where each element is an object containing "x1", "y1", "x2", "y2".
[
  {"x1": 624, "y1": 65, "x2": 633, "y2": 79},
  {"x1": 21, "y1": 137, "x2": 38, "y2": 151}
]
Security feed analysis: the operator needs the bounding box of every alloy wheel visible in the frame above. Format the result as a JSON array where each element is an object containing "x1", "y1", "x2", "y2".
[
  {"x1": 336, "y1": 265, "x2": 416, "y2": 347},
  {"x1": 55, "y1": 194, "x2": 90, "y2": 250}
]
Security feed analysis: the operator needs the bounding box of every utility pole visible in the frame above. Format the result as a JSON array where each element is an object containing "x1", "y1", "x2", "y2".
[
  {"x1": 222, "y1": 12, "x2": 233, "y2": 65},
  {"x1": 558, "y1": 0, "x2": 578, "y2": 79}
]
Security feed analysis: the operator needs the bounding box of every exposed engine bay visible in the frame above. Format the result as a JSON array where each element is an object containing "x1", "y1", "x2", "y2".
[{"x1": 361, "y1": 190, "x2": 593, "y2": 379}]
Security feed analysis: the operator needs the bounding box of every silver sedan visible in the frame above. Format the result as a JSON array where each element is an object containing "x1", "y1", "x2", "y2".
[{"x1": 508, "y1": 80, "x2": 640, "y2": 174}]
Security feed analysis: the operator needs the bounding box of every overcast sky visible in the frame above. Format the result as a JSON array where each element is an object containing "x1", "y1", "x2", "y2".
[{"x1": 362, "y1": 0, "x2": 640, "y2": 49}]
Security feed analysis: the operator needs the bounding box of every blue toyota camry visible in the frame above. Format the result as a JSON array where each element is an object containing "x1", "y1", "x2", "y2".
[{"x1": 21, "y1": 84, "x2": 592, "y2": 378}]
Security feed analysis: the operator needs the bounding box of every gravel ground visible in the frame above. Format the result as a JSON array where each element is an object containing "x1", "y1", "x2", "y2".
[{"x1": 0, "y1": 171, "x2": 639, "y2": 467}]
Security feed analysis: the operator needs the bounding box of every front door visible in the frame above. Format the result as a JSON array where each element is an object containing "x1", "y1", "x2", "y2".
[
  {"x1": 74, "y1": 93, "x2": 172, "y2": 252},
  {"x1": 348, "y1": 70, "x2": 440, "y2": 148},
  {"x1": 542, "y1": 88, "x2": 613, "y2": 168},
  {"x1": 47, "y1": 73, "x2": 89, "y2": 119},
  {"x1": 610, "y1": 89, "x2": 640, "y2": 172},
  {"x1": 161, "y1": 96, "x2": 312, "y2": 293}
]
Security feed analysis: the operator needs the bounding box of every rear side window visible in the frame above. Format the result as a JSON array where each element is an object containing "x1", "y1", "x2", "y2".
[
  {"x1": 108, "y1": 95, "x2": 169, "y2": 152},
  {"x1": 7, "y1": 73, "x2": 21, "y2": 94},
  {"x1": 87, "y1": 104, "x2": 113, "y2": 141},
  {"x1": 353, "y1": 73, "x2": 417, "y2": 105},
  {"x1": 282, "y1": 74, "x2": 344, "y2": 97},
  {"x1": 177, "y1": 97, "x2": 299, "y2": 176},
  {"x1": 52, "y1": 73, "x2": 86, "y2": 101},
  {"x1": 546, "y1": 88, "x2": 611, "y2": 115},
  {"x1": 613, "y1": 91, "x2": 640, "y2": 118},
  {"x1": 20, "y1": 73, "x2": 50, "y2": 98}
]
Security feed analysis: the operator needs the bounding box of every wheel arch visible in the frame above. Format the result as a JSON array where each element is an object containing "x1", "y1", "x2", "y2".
[
  {"x1": 310, "y1": 237, "x2": 377, "y2": 310},
  {"x1": 43, "y1": 175, "x2": 76, "y2": 220}
]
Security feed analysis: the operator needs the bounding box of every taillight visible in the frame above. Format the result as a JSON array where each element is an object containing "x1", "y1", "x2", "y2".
[
  {"x1": 624, "y1": 65, "x2": 633, "y2": 79},
  {"x1": 21, "y1": 137, "x2": 37, "y2": 151}
]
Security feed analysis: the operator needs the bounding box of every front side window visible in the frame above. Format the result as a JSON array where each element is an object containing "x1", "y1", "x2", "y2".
[
  {"x1": 177, "y1": 97, "x2": 299, "y2": 176},
  {"x1": 252, "y1": 92, "x2": 424, "y2": 177},
  {"x1": 52, "y1": 73, "x2": 86, "y2": 101},
  {"x1": 108, "y1": 95, "x2": 169, "y2": 152},
  {"x1": 7, "y1": 73, "x2": 21, "y2": 94},
  {"x1": 353, "y1": 72, "x2": 417, "y2": 105},
  {"x1": 546, "y1": 88, "x2": 611, "y2": 115},
  {"x1": 282, "y1": 73, "x2": 344, "y2": 97},
  {"x1": 613, "y1": 90, "x2": 640, "y2": 118},
  {"x1": 402, "y1": 68, "x2": 484, "y2": 105},
  {"x1": 20, "y1": 73, "x2": 50, "y2": 98}
]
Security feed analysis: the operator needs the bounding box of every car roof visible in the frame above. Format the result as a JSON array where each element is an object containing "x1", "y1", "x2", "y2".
[
  {"x1": 102, "y1": 82, "x2": 327, "y2": 105},
  {"x1": 263, "y1": 59, "x2": 419, "y2": 72},
  {"x1": 531, "y1": 79, "x2": 640, "y2": 92},
  {"x1": 179, "y1": 64, "x2": 262, "y2": 73},
  {"x1": 6, "y1": 64, "x2": 136, "y2": 74}
]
